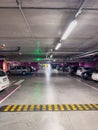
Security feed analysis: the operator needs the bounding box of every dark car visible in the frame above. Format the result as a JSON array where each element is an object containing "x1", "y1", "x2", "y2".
[
  {"x1": 62, "y1": 66, "x2": 69, "y2": 72},
  {"x1": 69, "y1": 66, "x2": 78, "y2": 75},
  {"x1": 7, "y1": 66, "x2": 30, "y2": 75},
  {"x1": 29, "y1": 66, "x2": 36, "y2": 73},
  {"x1": 56, "y1": 65, "x2": 68, "y2": 72},
  {"x1": 51, "y1": 64, "x2": 58, "y2": 69},
  {"x1": 56, "y1": 65, "x2": 63, "y2": 71},
  {"x1": 81, "y1": 68, "x2": 95, "y2": 80}
]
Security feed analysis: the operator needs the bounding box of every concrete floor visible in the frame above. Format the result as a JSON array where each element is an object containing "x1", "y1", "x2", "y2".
[{"x1": 0, "y1": 68, "x2": 98, "y2": 130}]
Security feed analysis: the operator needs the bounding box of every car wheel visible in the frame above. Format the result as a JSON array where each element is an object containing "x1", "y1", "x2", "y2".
[
  {"x1": 22, "y1": 71, "x2": 26, "y2": 75},
  {"x1": 6, "y1": 71, "x2": 10, "y2": 75},
  {"x1": 0, "y1": 89, "x2": 5, "y2": 92},
  {"x1": 82, "y1": 73, "x2": 88, "y2": 79}
]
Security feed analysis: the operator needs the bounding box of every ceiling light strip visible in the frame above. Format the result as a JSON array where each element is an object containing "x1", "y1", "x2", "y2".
[
  {"x1": 55, "y1": 43, "x2": 62, "y2": 50},
  {"x1": 50, "y1": 54, "x2": 53, "y2": 58},
  {"x1": 61, "y1": 20, "x2": 77, "y2": 41}
]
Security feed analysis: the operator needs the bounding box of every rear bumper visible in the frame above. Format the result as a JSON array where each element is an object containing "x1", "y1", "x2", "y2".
[{"x1": 0, "y1": 83, "x2": 10, "y2": 91}]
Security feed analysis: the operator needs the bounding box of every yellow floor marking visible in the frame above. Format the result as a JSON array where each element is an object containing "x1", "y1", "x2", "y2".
[
  {"x1": 77, "y1": 104, "x2": 83, "y2": 110},
  {"x1": 10, "y1": 105, "x2": 17, "y2": 112},
  {"x1": 1, "y1": 104, "x2": 98, "y2": 112},
  {"x1": 17, "y1": 105, "x2": 23, "y2": 112},
  {"x1": 23, "y1": 105, "x2": 29, "y2": 111},
  {"x1": 36, "y1": 105, "x2": 40, "y2": 110},
  {"x1": 65, "y1": 104, "x2": 71, "y2": 110},
  {"x1": 93, "y1": 104, "x2": 98, "y2": 109},
  {"x1": 59, "y1": 105, "x2": 65, "y2": 111},
  {"x1": 4, "y1": 105, "x2": 12, "y2": 112},
  {"x1": 71, "y1": 104, "x2": 77, "y2": 110},
  {"x1": 29, "y1": 105, "x2": 35, "y2": 111},
  {"x1": 87, "y1": 104, "x2": 96, "y2": 110},
  {"x1": 54, "y1": 105, "x2": 59, "y2": 111},
  {"x1": 48, "y1": 105, "x2": 52, "y2": 111},
  {"x1": 42, "y1": 105, "x2": 46, "y2": 111},
  {"x1": 82, "y1": 104, "x2": 90, "y2": 110}
]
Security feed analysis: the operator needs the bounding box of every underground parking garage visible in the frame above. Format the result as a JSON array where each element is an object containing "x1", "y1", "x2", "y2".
[{"x1": 0, "y1": 0, "x2": 98, "y2": 130}]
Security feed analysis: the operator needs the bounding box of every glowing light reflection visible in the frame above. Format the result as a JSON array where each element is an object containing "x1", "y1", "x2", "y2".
[{"x1": 45, "y1": 64, "x2": 51, "y2": 82}]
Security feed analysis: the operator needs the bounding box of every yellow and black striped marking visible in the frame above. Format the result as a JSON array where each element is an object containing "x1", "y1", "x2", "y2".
[{"x1": 0, "y1": 104, "x2": 98, "y2": 112}]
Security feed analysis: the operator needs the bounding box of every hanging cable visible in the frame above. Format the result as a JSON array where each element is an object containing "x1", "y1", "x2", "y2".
[{"x1": 16, "y1": 0, "x2": 33, "y2": 38}]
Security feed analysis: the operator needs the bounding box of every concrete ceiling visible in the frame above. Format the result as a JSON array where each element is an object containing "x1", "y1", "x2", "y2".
[{"x1": 0, "y1": 0, "x2": 98, "y2": 61}]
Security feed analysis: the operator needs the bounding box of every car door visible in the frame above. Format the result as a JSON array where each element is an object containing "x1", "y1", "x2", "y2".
[
  {"x1": 94, "y1": 69, "x2": 98, "y2": 80},
  {"x1": 16, "y1": 66, "x2": 22, "y2": 74},
  {"x1": 10, "y1": 67, "x2": 16, "y2": 74},
  {"x1": 76, "y1": 68, "x2": 82, "y2": 76}
]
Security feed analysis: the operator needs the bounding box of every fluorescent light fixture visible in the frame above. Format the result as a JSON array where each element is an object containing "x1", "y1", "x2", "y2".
[
  {"x1": 50, "y1": 54, "x2": 53, "y2": 58},
  {"x1": 55, "y1": 43, "x2": 62, "y2": 50},
  {"x1": 61, "y1": 20, "x2": 77, "y2": 41}
]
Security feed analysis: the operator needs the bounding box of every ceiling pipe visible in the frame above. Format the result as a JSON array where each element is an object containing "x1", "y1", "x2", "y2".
[
  {"x1": 48, "y1": 51, "x2": 83, "y2": 54},
  {"x1": 0, "y1": 46, "x2": 20, "y2": 52},
  {"x1": 46, "y1": 51, "x2": 83, "y2": 59},
  {"x1": 73, "y1": 50, "x2": 98, "y2": 59}
]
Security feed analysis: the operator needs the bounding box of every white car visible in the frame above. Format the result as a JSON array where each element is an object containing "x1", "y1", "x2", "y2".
[
  {"x1": 0, "y1": 70, "x2": 10, "y2": 91},
  {"x1": 76, "y1": 67, "x2": 86, "y2": 76},
  {"x1": 91, "y1": 72, "x2": 98, "y2": 81},
  {"x1": 76, "y1": 67, "x2": 91, "y2": 77}
]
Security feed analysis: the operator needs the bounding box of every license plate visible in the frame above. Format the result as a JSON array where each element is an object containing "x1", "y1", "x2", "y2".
[{"x1": 3, "y1": 78, "x2": 7, "y2": 82}]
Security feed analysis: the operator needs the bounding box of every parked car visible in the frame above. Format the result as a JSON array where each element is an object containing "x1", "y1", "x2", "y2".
[
  {"x1": 0, "y1": 69, "x2": 10, "y2": 91},
  {"x1": 69, "y1": 66, "x2": 78, "y2": 75},
  {"x1": 76, "y1": 67, "x2": 92, "y2": 77},
  {"x1": 29, "y1": 66, "x2": 36, "y2": 73},
  {"x1": 51, "y1": 64, "x2": 58, "y2": 69},
  {"x1": 81, "y1": 68, "x2": 95, "y2": 80},
  {"x1": 91, "y1": 69, "x2": 98, "y2": 81},
  {"x1": 7, "y1": 66, "x2": 30, "y2": 75},
  {"x1": 56, "y1": 65, "x2": 69, "y2": 72},
  {"x1": 62, "y1": 66, "x2": 69, "y2": 72},
  {"x1": 56, "y1": 65, "x2": 63, "y2": 71}
]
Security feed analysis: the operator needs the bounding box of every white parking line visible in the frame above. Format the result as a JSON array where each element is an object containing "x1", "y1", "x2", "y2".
[
  {"x1": 14, "y1": 79, "x2": 24, "y2": 85},
  {"x1": 9, "y1": 80, "x2": 16, "y2": 86},
  {"x1": 0, "y1": 85, "x2": 21, "y2": 104},
  {"x1": 81, "y1": 81, "x2": 98, "y2": 91},
  {"x1": 72, "y1": 77, "x2": 98, "y2": 91}
]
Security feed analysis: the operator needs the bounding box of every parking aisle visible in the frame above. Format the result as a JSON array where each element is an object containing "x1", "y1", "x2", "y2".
[{"x1": 0, "y1": 71, "x2": 98, "y2": 130}]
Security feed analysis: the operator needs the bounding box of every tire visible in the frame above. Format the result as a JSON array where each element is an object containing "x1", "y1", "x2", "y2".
[
  {"x1": 82, "y1": 72, "x2": 88, "y2": 80},
  {"x1": 6, "y1": 71, "x2": 10, "y2": 75},
  {"x1": 22, "y1": 71, "x2": 26, "y2": 75},
  {"x1": 0, "y1": 89, "x2": 5, "y2": 92}
]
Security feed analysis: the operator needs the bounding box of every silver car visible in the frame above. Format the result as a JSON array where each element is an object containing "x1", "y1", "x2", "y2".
[{"x1": 7, "y1": 66, "x2": 30, "y2": 75}]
